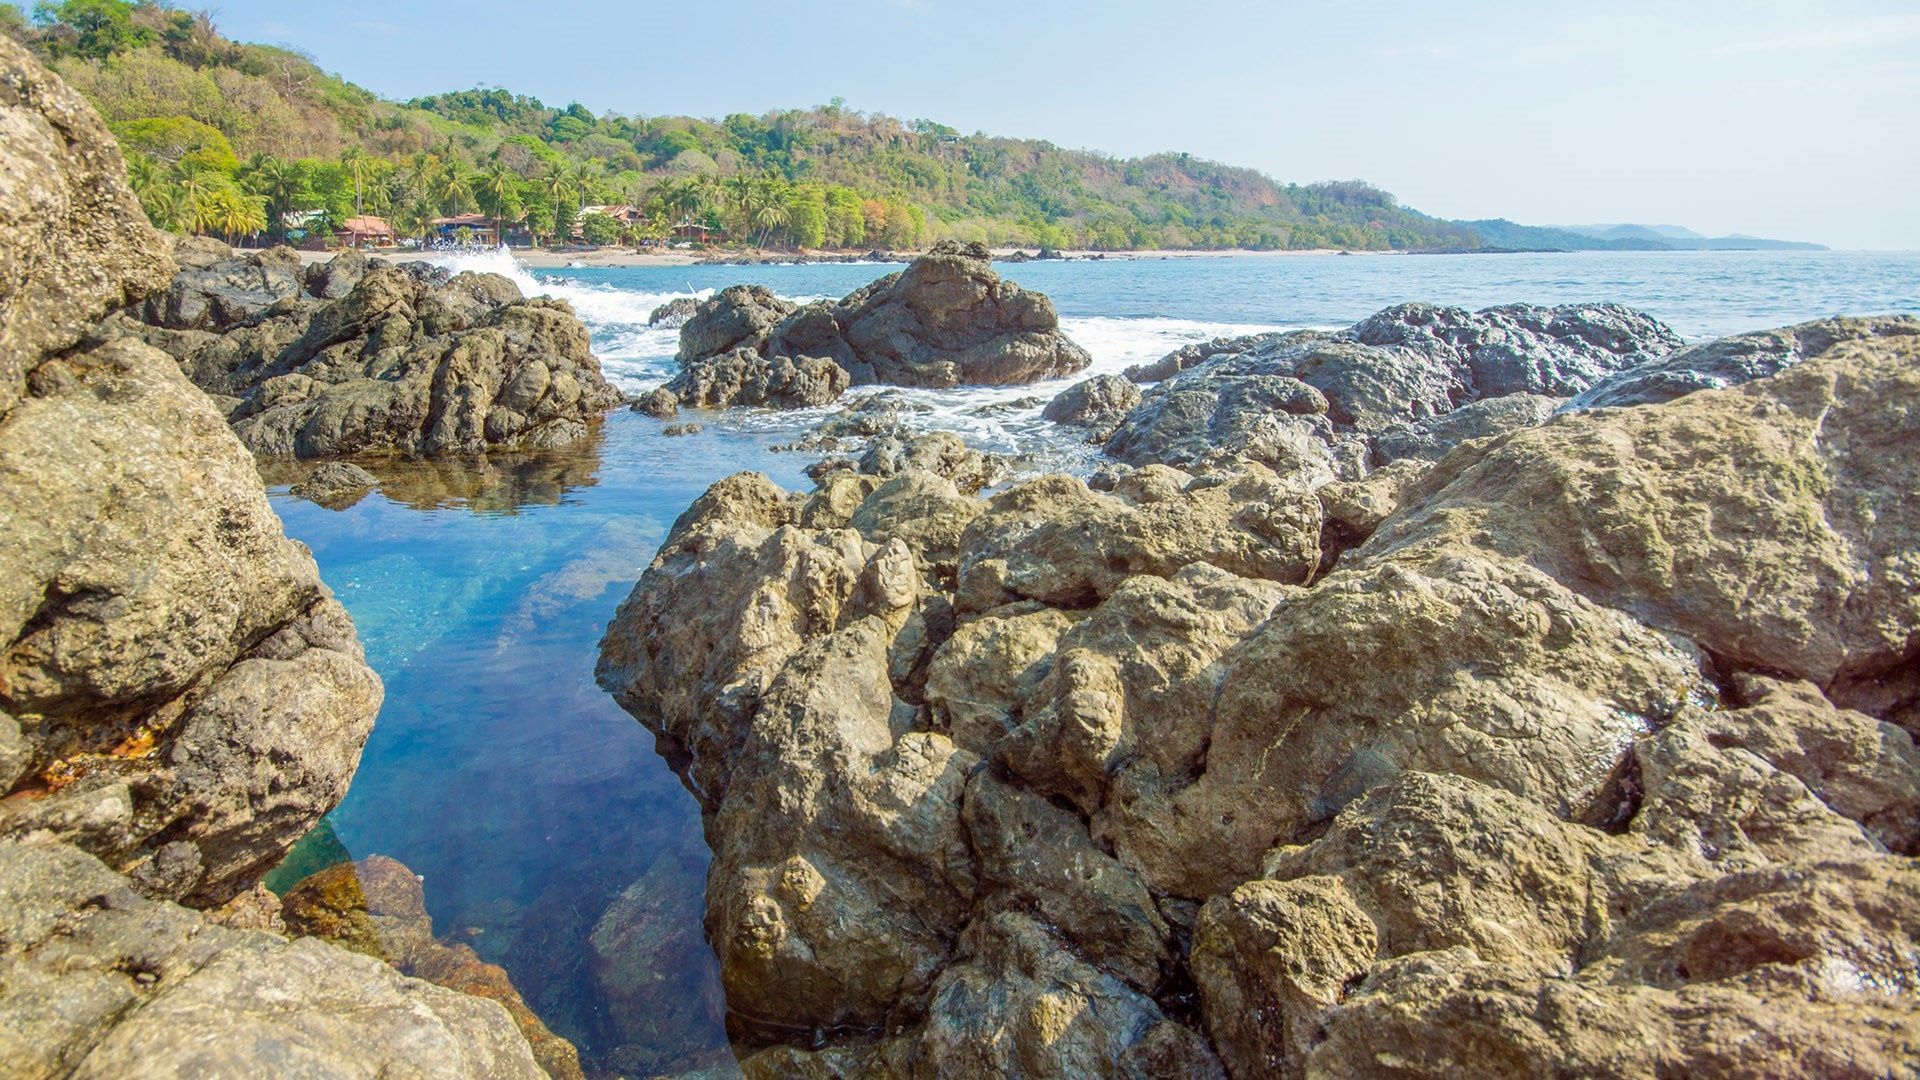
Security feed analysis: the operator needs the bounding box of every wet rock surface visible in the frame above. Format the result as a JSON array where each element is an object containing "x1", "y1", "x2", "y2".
[
  {"x1": 672, "y1": 241, "x2": 1091, "y2": 407},
  {"x1": 112, "y1": 248, "x2": 623, "y2": 457},
  {"x1": 600, "y1": 317, "x2": 1920, "y2": 1077},
  {"x1": 281, "y1": 856, "x2": 586, "y2": 1080}
]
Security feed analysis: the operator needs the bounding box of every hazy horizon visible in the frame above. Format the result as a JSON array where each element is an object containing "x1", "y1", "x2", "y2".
[{"x1": 220, "y1": 0, "x2": 1919, "y2": 250}]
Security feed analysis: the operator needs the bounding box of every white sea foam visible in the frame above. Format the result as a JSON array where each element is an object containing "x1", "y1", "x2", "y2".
[
  {"x1": 428, "y1": 249, "x2": 1299, "y2": 467},
  {"x1": 431, "y1": 248, "x2": 708, "y2": 387}
]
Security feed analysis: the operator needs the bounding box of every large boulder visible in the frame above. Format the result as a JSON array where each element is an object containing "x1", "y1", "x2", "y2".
[
  {"x1": 1105, "y1": 302, "x2": 1683, "y2": 474},
  {"x1": 117, "y1": 253, "x2": 624, "y2": 457},
  {"x1": 0, "y1": 35, "x2": 173, "y2": 420},
  {"x1": 600, "y1": 317, "x2": 1920, "y2": 1075},
  {"x1": 672, "y1": 241, "x2": 1091, "y2": 404}
]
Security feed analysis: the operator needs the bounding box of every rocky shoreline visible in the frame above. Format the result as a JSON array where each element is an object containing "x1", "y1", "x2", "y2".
[
  {"x1": 600, "y1": 302, "x2": 1920, "y2": 1075},
  {"x1": 6, "y1": 27, "x2": 1919, "y2": 1080}
]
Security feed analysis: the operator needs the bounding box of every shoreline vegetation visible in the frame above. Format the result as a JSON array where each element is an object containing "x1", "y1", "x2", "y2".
[{"x1": 2, "y1": 1, "x2": 1819, "y2": 264}]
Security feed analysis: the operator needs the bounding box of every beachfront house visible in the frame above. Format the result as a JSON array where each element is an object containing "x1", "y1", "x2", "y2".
[{"x1": 340, "y1": 215, "x2": 396, "y2": 249}]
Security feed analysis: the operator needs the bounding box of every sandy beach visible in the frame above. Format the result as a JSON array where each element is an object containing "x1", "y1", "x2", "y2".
[{"x1": 290, "y1": 245, "x2": 1398, "y2": 268}]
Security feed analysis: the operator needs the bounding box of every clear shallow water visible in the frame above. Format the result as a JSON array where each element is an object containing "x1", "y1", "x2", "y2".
[{"x1": 268, "y1": 248, "x2": 1919, "y2": 1074}]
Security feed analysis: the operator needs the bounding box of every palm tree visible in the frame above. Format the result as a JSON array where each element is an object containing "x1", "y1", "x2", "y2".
[
  {"x1": 243, "y1": 155, "x2": 300, "y2": 242},
  {"x1": 431, "y1": 165, "x2": 474, "y2": 217},
  {"x1": 751, "y1": 198, "x2": 790, "y2": 249},
  {"x1": 340, "y1": 148, "x2": 377, "y2": 217},
  {"x1": 477, "y1": 164, "x2": 522, "y2": 248},
  {"x1": 394, "y1": 199, "x2": 438, "y2": 247}
]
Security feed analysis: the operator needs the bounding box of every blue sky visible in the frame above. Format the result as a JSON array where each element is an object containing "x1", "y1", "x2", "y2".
[{"x1": 217, "y1": 0, "x2": 1920, "y2": 249}]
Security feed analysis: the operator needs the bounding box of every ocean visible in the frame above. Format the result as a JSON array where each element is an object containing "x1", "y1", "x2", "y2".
[{"x1": 266, "y1": 248, "x2": 1919, "y2": 1072}]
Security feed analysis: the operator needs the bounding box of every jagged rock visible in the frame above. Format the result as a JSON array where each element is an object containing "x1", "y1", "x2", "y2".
[
  {"x1": 301, "y1": 247, "x2": 372, "y2": 300},
  {"x1": 854, "y1": 431, "x2": 1012, "y2": 495},
  {"x1": 602, "y1": 316, "x2": 1920, "y2": 1073},
  {"x1": 1365, "y1": 325, "x2": 1920, "y2": 698},
  {"x1": 647, "y1": 295, "x2": 701, "y2": 328},
  {"x1": 167, "y1": 232, "x2": 233, "y2": 270},
  {"x1": 140, "y1": 245, "x2": 304, "y2": 330},
  {"x1": 0, "y1": 36, "x2": 173, "y2": 419},
  {"x1": 663, "y1": 345, "x2": 849, "y2": 410},
  {"x1": 1106, "y1": 302, "x2": 1682, "y2": 474},
  {"x1": 1043, "y1": 373, "x2": 1143, "y2": 440},
  {"x1": 633, "y1": 386, "x2": 679, "y2": 417},
  {"x1": 1, "y1": 333, "x2": 383, "y2": 906},
  {"x1": 679, "y1": 285, "x2": 796, "y2": 359},
  {"x1": 121, "y1": 256, "x2": 622, "y2": 457},
  {"x1": 675, "y1": 242, "x2": 1091, "y2": 396},
  {"x1": 282, "y1": 856, "x2": 586, "y2": 1080},
  {"x1": 290, "y1": 460, "x2": 380, "y2": 509},
  {"x1": 1567, "y1": 314, "x2": 1920, "y2": 410}
]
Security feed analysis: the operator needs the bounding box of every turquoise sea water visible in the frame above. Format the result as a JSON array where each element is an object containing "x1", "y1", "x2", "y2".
[{"x1": 267, "y1": 249, "x2": 1919, "y2": 1073}]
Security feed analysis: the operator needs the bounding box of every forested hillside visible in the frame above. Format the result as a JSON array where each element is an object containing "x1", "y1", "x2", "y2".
[{"x1": 2, "y1": 0, "x2": 1485, "y2": 251}]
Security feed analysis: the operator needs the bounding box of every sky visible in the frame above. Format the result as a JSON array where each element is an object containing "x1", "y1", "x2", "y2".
[{"x1": 216, "y1": 0, "x2": 1920, "y2": 249}]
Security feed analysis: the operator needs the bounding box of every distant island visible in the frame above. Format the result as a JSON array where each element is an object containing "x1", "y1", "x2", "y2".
[{"x1": 0, "y1": 2, "x2": 1825, "y2": 255}]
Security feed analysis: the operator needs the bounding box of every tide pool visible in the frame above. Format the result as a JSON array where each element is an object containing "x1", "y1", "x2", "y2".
[{"x1": 268, "y1": 247, "x2": 1919, "y2": 1073}]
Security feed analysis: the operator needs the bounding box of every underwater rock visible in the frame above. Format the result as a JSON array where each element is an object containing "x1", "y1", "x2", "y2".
[
  {"x1": 281, "y1": 856, "x2": 586, "y2": 1080},
  {"x1": 676, "y1": 241, "x2": 1091, "y2": 395},
  {"x1": 600, "y1": 317, "x2": 1920, "y2": 1075},
  {"x1": 291, "y1": 460, "x2": 381, "y2": 510}
]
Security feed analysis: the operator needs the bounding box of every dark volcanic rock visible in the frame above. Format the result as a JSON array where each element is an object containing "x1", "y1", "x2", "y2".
[
  {"x1": 662, "y1": 345, "x2": 849, "y2": 410},
  {"x1": 1565, "y1": 314, "x2": 1920, "y2": 410},
  {"x1": 647, "y1": 296, "x2": 701, "y2": 328},
  {"x1": 672, "y1": 242, "x2": 1090, "y2": 406},
  {"x1": 141, "y1": 244, "x2": 304, "y2": 330},
  {"x1": 1106, "y1": 302, "x2": 1683, "y2": 473},
  {"x1": 1042, "y1": 374, "x2": 1143, "y2": 440},
  {"x1": 121, "y1": 257, "x2": 624, "y2": 457}
]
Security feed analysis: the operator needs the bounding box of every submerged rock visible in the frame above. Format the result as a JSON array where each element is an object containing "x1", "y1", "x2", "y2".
[
  {"x1": 281, "y1": 856, "x2": 586, "y2": 1080},
  {"x1": 116, "y1": 251, "x2": 624, "y2": 457},
  {"x1": 599, "y1": 317, "x2": 1920, "y2": 1075},
  {"x1": 673, "y1": 241, "x2": 1091, "y2": 407},
  {"x1": 291, "y1": 460, "x2": 381, "y2": 510}
]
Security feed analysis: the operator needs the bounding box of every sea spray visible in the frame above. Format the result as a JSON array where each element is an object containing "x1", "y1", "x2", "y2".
[{"x1": 430, "y1": 249, "x2": 1300, "y2": 461}]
